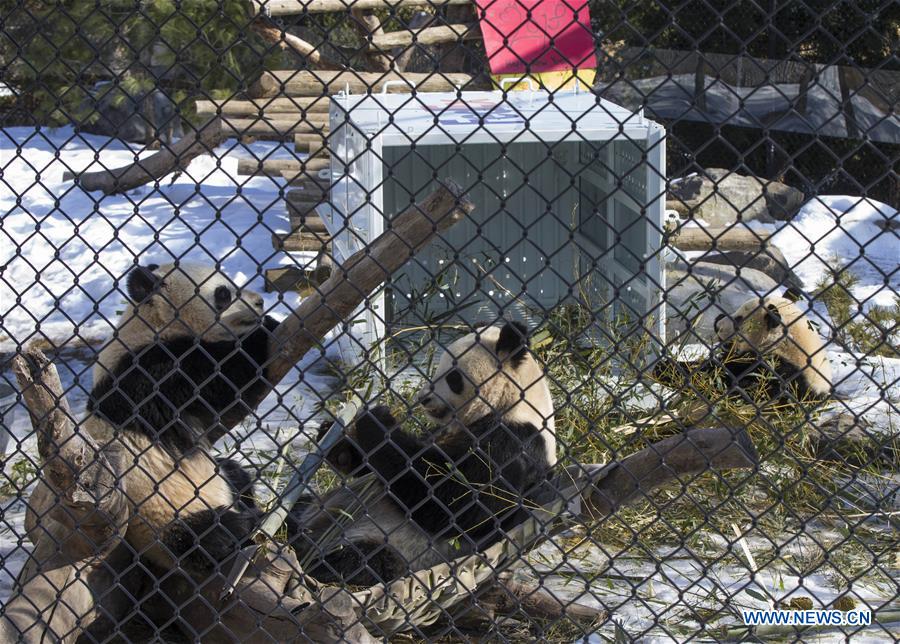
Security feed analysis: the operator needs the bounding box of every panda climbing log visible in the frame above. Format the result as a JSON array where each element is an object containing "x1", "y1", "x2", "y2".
[{"x1": 85, "y1": 262, "x2": 276, "y2": 575}]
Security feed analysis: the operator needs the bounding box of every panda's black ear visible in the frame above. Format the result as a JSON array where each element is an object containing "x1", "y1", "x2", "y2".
[
  {"x1": 765, "y1": 303, "x2": 783, "y2": 330},
  {"x1": 783, "y1": 286, "x2": 803, "y2": 303},
  {"x1": 496, "y1": 321, "x2": 528, "y2": 365},
  {"x1": 126, "y1": 265, "x2": 162, "y2": 303}
]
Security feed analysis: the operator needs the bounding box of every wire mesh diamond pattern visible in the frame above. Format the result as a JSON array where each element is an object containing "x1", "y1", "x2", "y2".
[{"x1": 0, "y1": 0, "x2": 897, "y2": 641}]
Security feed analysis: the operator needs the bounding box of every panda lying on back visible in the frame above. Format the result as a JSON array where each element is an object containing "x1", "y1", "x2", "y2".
[
  {"x1": 293, "y1": 321, "x2": 557, "y2": 585},
  {"x1": 85, "y1": 262, "x2": 276, "y2": 574},
  {"x1": 656, "y1": 292, "x2": 832, "y2": 403}
]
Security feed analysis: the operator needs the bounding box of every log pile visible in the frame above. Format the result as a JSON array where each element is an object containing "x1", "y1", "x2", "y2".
[{"x1": 191, "y1": 0, "x2": 491, "y2": 293}]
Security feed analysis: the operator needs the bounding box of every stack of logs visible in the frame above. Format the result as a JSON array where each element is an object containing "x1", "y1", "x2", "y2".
[{"x1": 194, "y1": 0, "x2": 486, "y2": 294}]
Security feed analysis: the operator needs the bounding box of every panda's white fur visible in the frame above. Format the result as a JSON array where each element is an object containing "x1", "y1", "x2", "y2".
[
  {"x1": 713, "y1": 294, "x2": 832, "y2": 398},
  {"x1": 291, "y1": 321, "x2": 557, "y2": 585},
  {"x1": 85, "y1": 262, "x2": 274, "y2": 574},
  {"x1": 95, "y1": 262, "x2": 265, "y2": 386},
  {"x1": 420, "y1": 324, "x2": 557, "y2": 466}
]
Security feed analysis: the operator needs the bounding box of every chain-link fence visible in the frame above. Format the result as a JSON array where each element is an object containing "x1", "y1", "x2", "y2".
[{"x1": 1, "y1": 0, "x2": 898, "y2": 641}]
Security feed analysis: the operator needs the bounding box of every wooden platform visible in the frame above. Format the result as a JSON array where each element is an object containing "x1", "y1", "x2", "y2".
[{"x1": 249, "y1": 70, "x2": 479, "y2": 98}]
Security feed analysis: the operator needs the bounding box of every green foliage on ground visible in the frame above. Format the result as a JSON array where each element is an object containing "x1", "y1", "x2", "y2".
[{"x1": 815, "y1": 262, "x2": 900, "y2": 358}]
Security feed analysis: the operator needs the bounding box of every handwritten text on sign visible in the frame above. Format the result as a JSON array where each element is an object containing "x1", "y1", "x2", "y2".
[{"x1": 474, "y1": 0, "x2": 596, "y2": 75}]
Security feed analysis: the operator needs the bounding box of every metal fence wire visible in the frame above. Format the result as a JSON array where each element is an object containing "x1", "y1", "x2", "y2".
[{"x1": 1, "y1": 0, "x2": 898, "y2": 641}]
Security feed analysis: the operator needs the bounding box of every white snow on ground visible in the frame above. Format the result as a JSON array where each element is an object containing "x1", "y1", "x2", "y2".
[
  {"x1": 769, "y1": 196, "x2": 899, "y2": 311},
  {"x1": 0, "y1": 126, "x2": 316, "y2": 351}
]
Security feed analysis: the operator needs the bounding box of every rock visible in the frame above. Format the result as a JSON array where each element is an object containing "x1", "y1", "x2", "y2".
[
  {"x1": 668, "y1": 168, "x2": 806, "y2": 226},
  {"x1": 810, "y1": 412, "x2": 897, "y2": 465},
  {"x1": 690, "y1": 248, "x2": 805, "y2": 293},
  {"x1": 665, "y1": 258, "x2": 778, "y2": 343},
  {"x1": 77, "y1": 83, "x2": 183, "y2": 144}
]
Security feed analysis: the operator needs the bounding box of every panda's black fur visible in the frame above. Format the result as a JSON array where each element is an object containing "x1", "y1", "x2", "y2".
[
  {"x1": 88, "y1": 316, "x2": 278, "y2": 453},
  {"x1": 83, "y1": 262, "x2": 274, "y2": 577},
  {"x1": 292, "y1": 321, "x2": 557, "y2": 586}
]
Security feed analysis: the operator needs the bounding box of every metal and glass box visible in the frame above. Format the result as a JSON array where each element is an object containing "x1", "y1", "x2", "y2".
[{"x1": 321, "y1": 90, "x2": 666, "y2": 353}]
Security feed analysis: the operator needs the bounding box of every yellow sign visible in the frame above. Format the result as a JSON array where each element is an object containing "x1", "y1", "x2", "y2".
[{"x1": 493, "y1": 69, "x2": 596, "y2": 92}]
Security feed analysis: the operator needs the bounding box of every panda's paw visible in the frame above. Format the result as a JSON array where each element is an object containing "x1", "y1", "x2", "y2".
[
  {"x1": 316, "y1": 418, "x2": 334, "y2": 442},
  {"x1": 357, "y1": 405, "x2": 397, "y2": 435}
]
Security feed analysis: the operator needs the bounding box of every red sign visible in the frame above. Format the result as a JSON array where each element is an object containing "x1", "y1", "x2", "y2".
[{"x1": 474, "y1": 0, "x2": 596, "y2": 75}]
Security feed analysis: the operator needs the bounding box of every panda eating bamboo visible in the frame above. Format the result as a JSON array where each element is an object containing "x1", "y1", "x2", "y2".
[
  {"x1": 291, "y1": 321, "x2": 558, "y2": 586},
  {"x1": 656, "y1": 291, "x2": 833, "y2": 403}
]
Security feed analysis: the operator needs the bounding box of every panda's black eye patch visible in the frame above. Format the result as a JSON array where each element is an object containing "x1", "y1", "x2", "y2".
[
  {"x1": 214, "y1": 285, "x2": 232, "y2": 310},
  {"x1": 445, "y1": 368, "x2": 464, "y2": 394}
]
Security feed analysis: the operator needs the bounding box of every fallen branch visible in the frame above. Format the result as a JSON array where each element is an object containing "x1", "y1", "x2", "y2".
[
  {"x1": 352, "y1": 9, "x2": 391, "y2": 71},
  {"x1": 3, "y1": 351, "x2": 131, "y2": 643},
  {"x1": 486, "y1": 570, "x2": 606, "y2": 624},
  {"x1": 551, "y1": 426, "x2": 758, "y2": 521},
  {"x1": 12, "y1": 349, "x2": 130, "y2": 554},
  {"x1": 248, "y1": 179, "x2": 474, "y2": 415},
  {"x1": 668, "y1": 224, "x2": 772, "y2": 252},
  {"x1": 74, "y1": 118, "x2": 225, "y2": 195}
]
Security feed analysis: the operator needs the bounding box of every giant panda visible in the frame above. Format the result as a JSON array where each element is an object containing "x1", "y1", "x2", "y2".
[
  {"x1": 656, "y1": 292, "x2": 832, "y2": 403},
  {"x1": 290, "y1": 321, "x2": 557, "y2": 586},
  {"x1": 84, "y1": 261, "x2": 277, "y2": 576}
]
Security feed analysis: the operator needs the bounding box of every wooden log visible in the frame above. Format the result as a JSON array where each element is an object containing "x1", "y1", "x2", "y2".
[
  {"x1": 294, "y1": 131, "x2": 327, "y2": 145},
  {"x1": 287, "y1": 186, "x2": 328, "y2": 202},
  {"x1": 394, "y1": 11, "x2": 433, "y2": 72},
  {"x1": 273, "y1": 230, "x2": 331, "y2": 252},
  {"x1": 352, "y1": 9, "x2": 391, "y2": 72},
  {"x1": 288, "y1": 206, "x2": 328, "y2": 233},
  {"x1": 257, "y1": 180, "x2": 474, "y2": 407},
  {"x1": 236, "y1": 157, "x2": 329, "y2": 177},
  {"x1": 282, "y1": 169, "x2": 331, "y2": 187},
  {"x1": 668, "y1": 225, "x2": 772, "y2": 252},
  {"x1": 249, "y1": 70, "x2": 478, "y2": 98},
  {"x1": 222, "y1": 117, "x2": 328, "y2": 139},
  {"x1": 75, "y1": 118, "x2": 225, "y2": 195},
  {"x1": 11, "y1": 350, "x2": 130, "y2": 554},
  {"x1": 195, "y1": 97, "x2": 331, "y2": 117},
  {"x1": 476, "y1": 571, "x2": 607, "y2": 625},
  {"x1": 252, "y1": 0, "x2": 470, "y2": 15},
  {"x1": 551, "y1": 427, "x2": 758, "y2": 521},
  {"x1": 296, "y1": 142, "x2": 330, "y2": 158},
  {"x1": 264, "y1": 266, "x2": 330, "y2": 294},
  {"x1": 251, "y1": 19, "x2": 346, "y2": 70},
  {"x1": 1, "y1": 350, "x2": 132, "y2": 643},
  {"x1": 370, "y1": 23, "x2": 480, "y2": 50}
]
